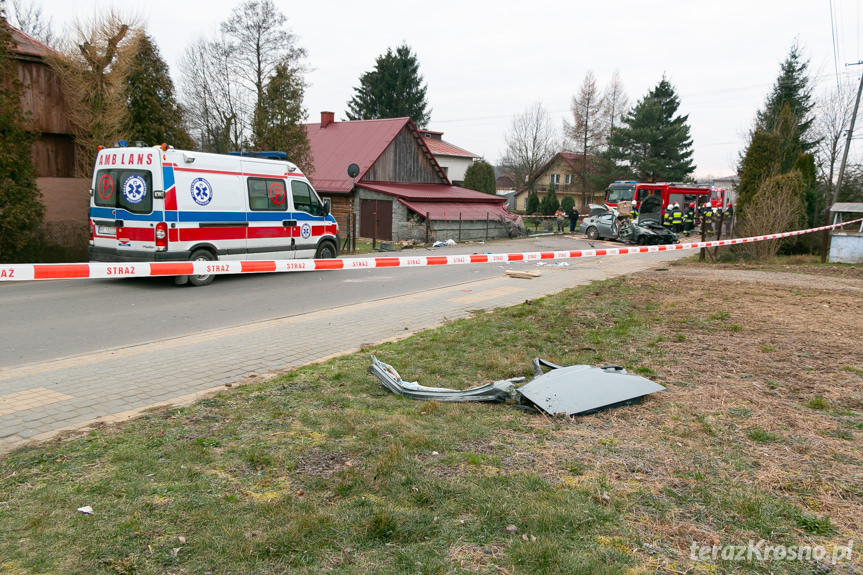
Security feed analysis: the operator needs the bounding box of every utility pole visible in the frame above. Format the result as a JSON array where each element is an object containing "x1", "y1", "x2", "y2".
[{"x1": 822, "y1": 62, "x2": 863, "y2": 263}]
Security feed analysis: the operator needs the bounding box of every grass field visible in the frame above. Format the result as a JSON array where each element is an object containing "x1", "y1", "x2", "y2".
[{"x1": 1, "y1": 259, "x2": 861, "y2": 574}]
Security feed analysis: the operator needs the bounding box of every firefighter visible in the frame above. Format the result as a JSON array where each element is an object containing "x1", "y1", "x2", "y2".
[
  {"x1": 671, "y1": 202, "x2": 683, "y2": 234},
  {"x1": 701, "y1": 202, "x2": 714, "y2": 234},
  {"x1": 724, "y1": 202, "x2": 734, "y2": 236},
  {"x1": 683, "y1": 202, "x2": 695, "y2": 236},
  {"x1": 663, "y1": 206, "x2": 672, "y2": 228}
]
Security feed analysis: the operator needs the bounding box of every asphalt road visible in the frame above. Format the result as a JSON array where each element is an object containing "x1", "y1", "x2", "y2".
[{"x1": 1, "y1": 235, "x2": 588, "y2": 368}]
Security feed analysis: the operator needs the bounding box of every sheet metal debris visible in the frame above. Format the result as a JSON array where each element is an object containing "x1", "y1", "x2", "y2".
[
  {"x1": 517, "y1": 358, "x2": 666, "y2": 416},
  {"x1": 369, "y1": 356, "x2": 664, "y2": 416},
  {"x1": 369, "y1": 356, "x2": 521, "y2": 402}
]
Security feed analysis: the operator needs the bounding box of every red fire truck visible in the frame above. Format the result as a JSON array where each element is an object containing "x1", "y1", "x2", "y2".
[
  {"x1": 710, "y1": 186, "x2": 727, "y2": 208},
  {"x1": 603, "y1": 180, "x2": 638, "y2": 208},
  {"x1": 634, "y1": 183, "x2": 713, "y2": 211}
]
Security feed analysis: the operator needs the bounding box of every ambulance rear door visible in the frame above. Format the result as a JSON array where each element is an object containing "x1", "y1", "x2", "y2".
[{"x1": 90, "y1": 148, "x2": 163, "y2": 260}]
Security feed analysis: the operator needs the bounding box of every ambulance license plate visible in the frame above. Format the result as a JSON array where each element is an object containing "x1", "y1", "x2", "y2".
[{"x1": 97, "y1": 225, "x2": 115, "y2": 236}]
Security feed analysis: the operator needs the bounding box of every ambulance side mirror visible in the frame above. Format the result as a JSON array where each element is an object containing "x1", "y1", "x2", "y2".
[{"x1": 323, "y1": 198, "x2": 331, "y2": 216}]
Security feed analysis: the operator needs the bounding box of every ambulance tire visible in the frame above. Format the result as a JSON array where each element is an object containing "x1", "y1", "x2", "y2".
[
  {"x1": 189, "y1": 249, "x2": 215, "y2": 287},
  {"x1": 315, "y1": 241, "x2": 337, "y2": 259}
]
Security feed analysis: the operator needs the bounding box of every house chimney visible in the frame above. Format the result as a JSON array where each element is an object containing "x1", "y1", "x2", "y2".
[{"x1": 321, "y1": 111, "x2": 335, "y2": 128}]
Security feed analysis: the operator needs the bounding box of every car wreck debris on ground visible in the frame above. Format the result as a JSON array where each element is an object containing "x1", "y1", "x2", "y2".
[{"x1": 368, "y1": 355, "x2": 665, "y2": 416}]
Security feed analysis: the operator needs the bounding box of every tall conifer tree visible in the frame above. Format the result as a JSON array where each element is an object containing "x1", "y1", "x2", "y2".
[
  {"x1": 604, "y1": 76, "x2": 695, "y2": 181},
  {"x1": 123, "y1": 32, "x2": 194, "y2": 149},
  {"x1": 346, "y1": 44, "x2": 431, "y2": 127}
]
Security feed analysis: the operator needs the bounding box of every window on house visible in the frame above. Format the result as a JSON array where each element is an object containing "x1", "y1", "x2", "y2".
[
  {"x1": 549, "y1": 174, "x2": 560, "y2": 185},
  {"x1": 565, "y1": 174, "x2": 573, "y2": 185}
]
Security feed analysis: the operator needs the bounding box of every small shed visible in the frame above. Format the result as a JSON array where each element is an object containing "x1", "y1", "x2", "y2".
[{"x1": 828, "y1": 202, "x2": 863, "y2": 264}]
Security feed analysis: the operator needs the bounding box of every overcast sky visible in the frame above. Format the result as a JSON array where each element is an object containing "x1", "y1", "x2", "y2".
[{"x1": 16, "y1": 0, "x2": 863, "y2": 179}]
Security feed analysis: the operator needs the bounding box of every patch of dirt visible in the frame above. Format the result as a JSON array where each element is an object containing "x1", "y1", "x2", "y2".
[{"x1": 493, "y1": 262, "x2": 863, "y2": 566}]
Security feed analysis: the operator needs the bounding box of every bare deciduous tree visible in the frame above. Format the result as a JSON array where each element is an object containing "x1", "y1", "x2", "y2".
[
  {"x1": 499, "y1": 102, "x2": 557, "y2": 192},
  {"x1": 735, "y1": 171, "x2": 806, "y2": 258},
  {"x1": 48, "y1": 10, "x2": 139, "y2": 176},
  {"x1": 565, "y1": 71, "x2": 605, "y2": 207},
  {"x1": 813, "y1": 82, "x2": 857, "y2": 205},
  {"x1": 221, "y1": 0, "x2": 307, "y2": 113},
  {"x1": 601, "y1": 70, "x2": 630, "y2": 138},
  {"x1": 180, "y1": 37, "x2": 247, "y2": 153},
  {"x1": 8, "y1": 0, "x2": 55, "y2": 47},
  {"x1": 180, "y1": 0, "x2": 307, "y2": 152}
]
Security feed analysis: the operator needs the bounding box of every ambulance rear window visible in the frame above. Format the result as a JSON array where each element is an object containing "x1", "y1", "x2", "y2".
[
  {"x1": 94, "y1": 169, "x2": 153, "y2": 214},
  {"x1": 248, "y1": 178, "x2": 288, "y2": 211}
]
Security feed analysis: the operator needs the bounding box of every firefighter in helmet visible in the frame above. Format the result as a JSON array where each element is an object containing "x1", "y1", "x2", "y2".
[
  {"x1": 701, "y1": 202, "x2": 714, "y2": 234},
  {"x1": 671, "y1": 202, "x2": 683, "y2": 234},
  {"x1": 683, "y1": 202, "x2": 695, "y2": 236}
]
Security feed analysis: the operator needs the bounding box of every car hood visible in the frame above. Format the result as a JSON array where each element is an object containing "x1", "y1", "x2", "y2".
[{"x1": 638, "y1": 195, "x2": 663, "y2": 224}]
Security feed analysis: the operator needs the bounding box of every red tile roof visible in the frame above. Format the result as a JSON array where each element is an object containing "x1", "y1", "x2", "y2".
[
  {"x1": 304, "y1": 116, "x2": 447, "y2": 193},
  {"x1": 359, "y1": 182, "x2": 505, "y2": 202},
  {"x1": 420, "y1": 135, "x2": 479, "y2": 159},
  {"x1": 358, "y1": 182, "x2": 515, "y2": 222}
]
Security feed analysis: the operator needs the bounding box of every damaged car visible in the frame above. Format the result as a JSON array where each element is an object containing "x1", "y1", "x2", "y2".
[
  {"x1": 617, "y1": 194, "x2": 678, "y2": 245},
  {"x1": 579, "y1": 204, "x2": 621, "y2": 241}
]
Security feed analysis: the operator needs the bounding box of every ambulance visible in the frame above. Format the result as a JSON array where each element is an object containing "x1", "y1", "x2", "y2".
[{"x1": 88, "y1": 143, "x2": 340, "y2": 285}]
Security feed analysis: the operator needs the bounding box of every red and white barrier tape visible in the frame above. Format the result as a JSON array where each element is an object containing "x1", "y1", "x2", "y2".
[{"x1": 2, "y1": 219, "x2": 860, "y2": 282}]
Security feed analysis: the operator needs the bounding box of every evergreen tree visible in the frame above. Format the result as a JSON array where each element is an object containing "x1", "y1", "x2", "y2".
[
  {"x1": 346, "y1": 43, "x2": 431, "y2": 127},
  {"x1": 525, "y1": 188, "x2": 539, "y2": 214},
  {"x1": 737, "y1": 129, "x2": 780, "y2": 211},
  {"x1": 540, "y1": 185, "x2": 559, "y2": 215},
  {"x1": 754, "y1": 41, "x2": 816, "y2": 152},
  {"x1": 123, "y1": 32, "x2": 194, "y2": 149},
  {"x1": 560, "y1": 194, "x2": 574, "y2": 213},
  {"x1": 252, "y1": 60, "x2": 313, "y2": 175},
  {"x1": 0, "y1": 16, "x2": 45, "y2": 261},
  {"x1": 462, "y1": 159, "x2": 496, "y2": 194},
  {"x1": 604, "y1": 76, "x2": 695, "y2": 182}
]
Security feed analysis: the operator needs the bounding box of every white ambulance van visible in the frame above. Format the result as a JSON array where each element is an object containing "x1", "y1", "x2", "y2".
[{"x1": 88, "y1": 144, "x2": 340, "y2": 285}]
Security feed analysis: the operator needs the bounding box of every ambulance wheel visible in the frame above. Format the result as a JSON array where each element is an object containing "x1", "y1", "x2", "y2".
[
  {"x1": 586, "y1": 227, "x2": 599, "y2": 240},
  {"x1": 315, "y1": 241, "x2": 337, "y2": 259},
  {"x1": 189, "y1": 250, "x2": 215, "y2": 286}
]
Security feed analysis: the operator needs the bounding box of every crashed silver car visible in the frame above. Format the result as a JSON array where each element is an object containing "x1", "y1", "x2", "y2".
[
  {"x1": 618, "y1": 195, "x2": 678, "y2": 245},
  {"x1": 578, "y1": 204, "x2": 621, "y2": 241},
  {"x1": 580, "y1": 198, "x2": 678, "y2": 245}
]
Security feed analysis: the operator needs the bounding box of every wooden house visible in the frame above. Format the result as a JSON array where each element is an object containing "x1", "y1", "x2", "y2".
[
  {"x1": 7, "y1": 23, "x2": 90, "y2": 249},
  {"x1": 304, "y1": 113, "x2": 521, "y2": 244}
]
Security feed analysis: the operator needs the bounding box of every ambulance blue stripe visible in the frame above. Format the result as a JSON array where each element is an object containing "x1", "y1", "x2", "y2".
[
  {"x1": 89, "y1": 207, "x2": 163, "y2": 221},
  {"x1": 178, "y1": 212, "x2": 247, "y2": 223}
]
